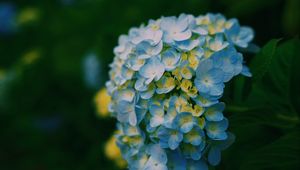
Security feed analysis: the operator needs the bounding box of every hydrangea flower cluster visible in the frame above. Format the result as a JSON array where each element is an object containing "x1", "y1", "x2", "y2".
[{"x1": 106, "y1": 13, "x2": 253, "y2": 170}]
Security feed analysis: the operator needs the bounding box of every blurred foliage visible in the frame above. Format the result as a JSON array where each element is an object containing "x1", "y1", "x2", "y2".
[{"x1": 0, "y1": 0, "x2": 299, "y2": 170}]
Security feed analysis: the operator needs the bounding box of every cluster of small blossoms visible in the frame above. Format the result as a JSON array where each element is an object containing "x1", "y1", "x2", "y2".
[{"x1": 106, "y1": 13, "x2": 253, "y2": 170}]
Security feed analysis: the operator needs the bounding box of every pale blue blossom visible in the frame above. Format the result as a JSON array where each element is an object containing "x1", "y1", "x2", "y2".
[
  {"x1": 113, "y1": 35, "x2": 133, "y2": 60},
  {"x1": 139, "y1": 56, "x2": 165, "y2": 84},
  {"x1": 204, "y1": 102, "x2": 225, "y2": 121},
  {"x1": 144, "y1": 144, "x2": 168, "y2": 170},
  {"x1": 107, "y1": 13, "x2": 254, "y2": 169},
  {"x1": 116, "y1": 101, "x2": 137, "y2": 126},
  {"x1": 205, "y1": 118, "x2": 229, "y2": 140},
  {"x1": 140, "y1": 83, "x2": 156, "y2": 99},
  {"x1": 131, "y1": 27, "x2": 163, "y2": 46},
  {"x1": 194, "y1": 59, "x2": 225, "y2": 96},
  {"x1": 208, "y1": 34, "x2": 229, "y2": 51},
  {"x1": 160, "y1": 16, "x2": 192, "y2": 43},
  {"x1": 181, "y1": 142, "x2": 205, "y2": 160},
  {"x1": 134, "y1": 77, "x2": 149, "y2": 91},
  {"x1": 225, "y1": 19, "x2": 254, "y2": 48},
  {"x1": 126, "y1": 53, "x2": 145, "y2": 71},
  {"x1": 166, "y1": 150, "x2": 187, "y2": 170},
  {"x1": 161, "y1": 48, "x2": 181, "y2": 71},
  {"x1": 173, "y1": 112, "x2": 196, "y2": 133},
  {"x1": 163, "y1": 98, "x2": 179, "y2": 128},
  {"x1": 211, "y1": 47, "x2": 243, "y2": 82},
  {"x1": 136, "y1": 41, "x2": 163, "y2": 59},
  {"x1": 149, "y1": 103, "x2": 165, "y2": 128},
  {"x1": 183, "y1": 126, "x2": 205, "y2": 146},
  {"x1": 175, "y1": 38, "x2": 200, "y2": 52},
  {"x1": 158, "y1": 126, "x2": 183, "y2": 150}
]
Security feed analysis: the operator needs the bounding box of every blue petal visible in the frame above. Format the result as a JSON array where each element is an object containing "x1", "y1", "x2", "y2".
[
  {"x1": 140, "y1": 83, "x2": 155, "y2": 99},
  {"x1": 241, "y1": 65, "x2": 252, "y2": 77},
  {"x1": 163, "y1": 106, "x2": 178, "y2": 128},
  {"x1": 207, "y1": 69, "x2": 225, "y2": 84},
  {"x1": 135, "y1": 77, "x2": 148, "y2": 91},
  {"x1": 175, "y1": 38, "x2": 200, "y2": 51},
  {"x1": 114, "y1": 88, "x2": 135, "y2": 102},
  {"x1": 192, "y1": 94, "x2": 219, "y2": 107},
  {"x1": 126, "y1": 54, "x2": 145, "y2": 71},
  {"x1": 116, "y1": 101, "x2": 135, "y2": 124},
  {"x1": 191, "y1": 151, "x2": 201, "y2": 160},
  {"x1": 204, "y1": 102, "x2": 225, "y2": 121},
  {"x1": 214, "y1": 132, "x2": 236, "y2": 150},
  {"x1": 181, "y1": 122, "x2": 194, "y2": 133},
  {"x1": 235, "y1": 27, "x2": 254, "y2": 48},
  {"x1": 139, "y1": 56, "x2": 165, "y2": 83},
  {"x1": 209, "y1": 83, "x2": 225, "y2": 96},
  {"x1": 167, "y1": 150, "x2": 187, "y2": 170},
  {"x1": 218, "y1": 118, "x2": 229, "y2": 130},
  {"x1": 161, "y1": 48, "x2": 180, "y2": 71},
  {"x1": 208, "y1": 146, "x2": 221, "y2": 166},
  {"x1": 174, "y1": 112, "x2": 196, "y2": 133},
  {"x1": 192, "y1": 26, "x2": 208, "y2": 35},
  {"x1": 150, "y1": 114, "x2": 164, "y2": 127},
  {"x1": 149, "y1": 104, "x2": 164, "y2": 116},
  {"x1": 196, "y1": 59, "x2": 213, "y2": 76},
  {"x1": 168, "y1": 132, "x2": 183, "y2": 150},
  {"x1": 168, "y1": 136, "x2": 181, "y2": 150},
  {"x1": 129, "y1": 110, "x2": 137, "y2": 126},
  {"x1": 147, "y1": 144, "x2": 168, "y2": 164},
  {"x1": 183, "y1": 126, "x2": 205, "y2": 146},
  {"x1": 209, "y1": 33, "x2": 229, "y2": 51},
  {"x1": 205, "y1": 118, "x2": 229, "y2": 140}
]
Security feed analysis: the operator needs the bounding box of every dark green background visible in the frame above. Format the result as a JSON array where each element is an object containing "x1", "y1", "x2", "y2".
[{"x1": 0, "y1": 0, "x2": 299, "y2": 169}]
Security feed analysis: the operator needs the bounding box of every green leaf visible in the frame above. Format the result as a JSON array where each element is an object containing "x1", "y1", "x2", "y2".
[
  {"x1": 245, "y1": 38, "x2": 300, "y2": 128},
  {"x1": 288, "y1": 39, "x2": 300, "y2": 114},
  {"x1": 250, "y1": 39, "x2": 280, "y2": 82},
  {"x1": 239, "y1": 130, "x2": 300, "y2": 170},
  {"x1": 220, "y1": 122, "x2": 281, "y2": 170},
  {"x1": 224, "y1": 38, "x2": 300, "y2": 170}
]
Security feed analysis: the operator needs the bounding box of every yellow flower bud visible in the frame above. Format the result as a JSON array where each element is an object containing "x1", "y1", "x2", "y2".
[
  {"x1": 193, "y1": 105, "x2": 204, "y2": 117},
  {"x1": 180, "y1": 79, "x2": 192, "y2": 93},
  {"x1": 94, "y1": 88, "x2": 111, "y2": 117},
  {"x1": 181, "y1": 104, "x2": 194, "y2": 113},
  {"x1": 172, "y1": 68, "x2": 182, "y2": 81},
  {"x1": 188, "y1": 52, "x2": 199, "y2": 70},
  {"x1": 105, "y1": 134, "x2": 127, "y2": 168},
  {"x1": 181, "y1": 53, "x2": 188, "y2": 61}
]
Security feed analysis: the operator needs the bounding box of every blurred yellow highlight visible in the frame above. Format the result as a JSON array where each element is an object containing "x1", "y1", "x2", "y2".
[
  {"x1": 104, "y1": 133, "x2": 126, "y2": 168},
  {"x1": 0, "y1": 69, "x2": 6, "y2": 80},
  {"x1": 22, "y1": 50, "x2": 40, "y2": 65},
  {"x1": 94, "y1": 88, "x2": 111, "y2": 117},
  {"x1": 18, "y1": 8, "x2": 40, "y2": 25}
]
